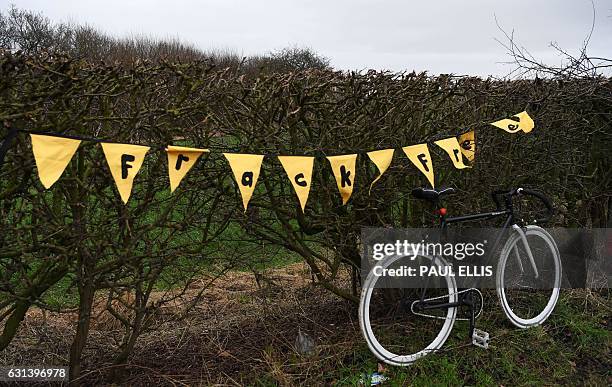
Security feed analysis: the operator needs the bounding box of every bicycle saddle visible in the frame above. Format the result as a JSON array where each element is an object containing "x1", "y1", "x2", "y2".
[{"x1": 411, "y1": 187, "x2": 456, "y2": 201}]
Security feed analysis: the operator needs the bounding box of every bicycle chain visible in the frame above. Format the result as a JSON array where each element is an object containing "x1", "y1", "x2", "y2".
[{"x1": 410, "y1": 288, "x2": 484, "y2": 321}]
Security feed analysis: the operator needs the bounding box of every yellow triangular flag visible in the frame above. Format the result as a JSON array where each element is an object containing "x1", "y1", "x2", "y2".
[
  {"x1": 326, "y1": 154, "x2": 357, "y2": 205},
  {"x1": 491, "y1": 111, "x2": 534, "y2": 133},
  {"x1": 402, "y1": 144, "x2": 435, "y2": 188},
  {"x1": 30, "y1": 134, "x2": 81, "y2": 189},
  {"x1": 223, "y1": 153, "x2": 264, "y2": 211},
  {"x1": 166, "y1": 145, "x2": 209, "y2": 193},
  {"x1": 457, "y1": 130, "x2": 476, "y2": 163},
  {"x1": 278, "y1": 156, "x2": 314, "y2": 212},
  {"x1": 101, "y1": 143, "x2": 149, "y2": 204},
  {"x1": 434, "y1": 137, "x2": 468, "y2": 169},
  {"x1": 366, "y1": 149, "x2": 394, "y2": 194}
]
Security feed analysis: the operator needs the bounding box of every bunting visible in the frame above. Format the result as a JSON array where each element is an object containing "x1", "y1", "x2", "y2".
[
  {"x1": 278, "y1": 156, "x2": 314, "y2": 212},
  {"x1": 366, "y1": 149, "x2": 394, "y2": 194},
  {"x1": 101, "y1": 143, "x2": 150, "y2": 203},
  {"x1": 402, "y1": 144, "x2": 435, "y2": 188},
  {"x1": 166, "y1": 145, "x2": 209, "y2": 192},
  {"x1": 30, "y1": 134, "x2": 81, "y2": 189},
  {"x1": 491, "y1": 111, "x2": 534, "y2": 134},
  {"x1": 435, "y1": 137, "x2": 468, "y2": 169},
  {"x1": 457, "y1": 130, "x2": 476, "y2": 163},
  {"x1": 224, "y1": 153, "x2": 264, "y2": 211},
  {"x1": 12, "y1": 111, "x2": 533, "y2": 206},
  {"x1": 327, "y1": 154, "x2": 357, "y2": 205}
]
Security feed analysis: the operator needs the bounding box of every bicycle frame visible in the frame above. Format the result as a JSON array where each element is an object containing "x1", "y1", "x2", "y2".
[
  {"x1": 417, "y1": 207, "x2": 513, "y2": 301},
  {"x1": 414, "y1": 202, "x2": 528, "y2": 338},
  {"x1": 359, "y1": 188, "x2": 557, "y2": 362}
]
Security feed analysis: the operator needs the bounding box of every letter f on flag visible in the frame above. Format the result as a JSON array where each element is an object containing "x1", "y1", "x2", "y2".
[
  {"x1": 403, "y1": 144, "x2": 435, "y2": 188},
  {"x1": 101, "y1": 143, "x2": 149, "y2": 203}
]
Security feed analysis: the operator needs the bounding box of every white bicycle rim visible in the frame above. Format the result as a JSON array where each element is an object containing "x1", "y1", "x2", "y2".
[
  {"x1": 496, "y1": 226, "x2": 561, "y2": 328},
  {"x1": 359, "y1": 254, "x2": 458, "y2": 366}
]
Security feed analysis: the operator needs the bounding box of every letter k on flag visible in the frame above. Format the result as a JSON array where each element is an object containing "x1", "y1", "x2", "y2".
[
  {"x1": 101, "y1": 143, "x2": 149, "y2": 203},
  {"x1": 327, "y1": 154, "x2": 357, "y2": 205}
]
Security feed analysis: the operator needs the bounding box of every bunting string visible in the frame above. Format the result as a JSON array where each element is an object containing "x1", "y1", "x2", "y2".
[{"x1": 1, "y1": 111, "x2": 534, "y2": 210}]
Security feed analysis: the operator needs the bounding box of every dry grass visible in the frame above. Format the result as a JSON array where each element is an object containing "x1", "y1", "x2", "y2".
[
  {"x1": 1, "y1": 264, "x2": 359, "y2": 385},
  {"x1": 1, "y1": 264, "x2": 609, "y2": 386}
]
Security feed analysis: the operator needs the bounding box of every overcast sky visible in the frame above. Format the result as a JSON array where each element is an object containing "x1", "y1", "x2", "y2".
[{"x1": 3, "y1": 0, "x2": 611, "y2": 76}]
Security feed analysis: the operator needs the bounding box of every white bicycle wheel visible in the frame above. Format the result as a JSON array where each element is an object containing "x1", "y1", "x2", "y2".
[
  {"x1": 496, "y1": 226, "x2": 561, "y2": 328},
  {"x1": 359, "y1": 254, "x2": 458, "y2": 366}
]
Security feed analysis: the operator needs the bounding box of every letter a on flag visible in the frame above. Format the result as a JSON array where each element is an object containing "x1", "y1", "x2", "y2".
[
  {"x1": 278, "y1": 156, "x2": 314, "y2": 212},
  {"x1": 403, "y1": 144, "x2": 435, "y2": 188},
  {"x1": 327, "y1": 154, "x2": 357, "y2": 205},
  {"x1": 366, "y1": 149, "x2": 394, "y2": 194},
  {"x1": 166, "y1": 145, "x2": 209, "y2": 192},
  {"x1": 457, "y1": 130, "x2": 476, "y2": 163},
  {"x1": 101, "y1": 143, "x2": 149, "y2": 203},
  {"x1": 30, "y1": 134, "x2": 81, "y2": 189},
  {"x1": 223, "y1": 153, "x2": 264, "y2": 211},
  {"x1": 434, "y1": 137, "x2": 468, "y2": 169}
]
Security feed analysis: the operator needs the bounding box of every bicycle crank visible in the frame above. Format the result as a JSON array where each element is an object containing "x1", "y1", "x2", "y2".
[{"x1": 458, "y1": 288, "x2": 484, "y2": 321}]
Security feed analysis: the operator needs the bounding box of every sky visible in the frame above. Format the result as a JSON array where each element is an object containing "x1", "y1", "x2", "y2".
[{"x1": 2, "y1": 0, "x2": 611, "y2": 76}]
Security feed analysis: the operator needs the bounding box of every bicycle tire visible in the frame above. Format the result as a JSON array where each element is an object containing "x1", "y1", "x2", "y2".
[
  {"x1": 359, "y1": 254, "x2": 458, "y2": 366},
  {"x1": 496, "y1": 225, "x2": 561, "y2": 328}
]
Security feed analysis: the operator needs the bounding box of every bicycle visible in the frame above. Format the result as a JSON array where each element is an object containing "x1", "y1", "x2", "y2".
[{"x1": 359, "y1": 187, "x2": 562, "y2": 366}]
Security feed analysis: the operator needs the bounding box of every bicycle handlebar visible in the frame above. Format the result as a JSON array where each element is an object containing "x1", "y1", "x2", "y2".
[
  {"x1": 516, "y1": 188, "x2": 555, "y2": 224},
  {"x1": 491, "y1": 188, "x2": 554, "y2": 224}
]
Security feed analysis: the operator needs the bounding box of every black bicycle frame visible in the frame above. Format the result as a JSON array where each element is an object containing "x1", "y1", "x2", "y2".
[
  {"x1": 408, "y1": 187, "x2": 554, "y2": 338},
  {"x1": 417, "y1": 207, "x2": 516, "y2": 305}
]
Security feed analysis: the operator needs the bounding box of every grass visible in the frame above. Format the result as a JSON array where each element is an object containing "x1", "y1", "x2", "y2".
[
  {"x1": 5, "y1": 175, "x2": 609, "y2": 384},
  {"x1": 2, "y1": 258, "x2": 609, "y2": 385},
  {"x1": 241, "y1": 287, "x2": 609, "y2": 386},
  {"x1": 38, "y1": 219, "x2": 301, "y2": 306}
]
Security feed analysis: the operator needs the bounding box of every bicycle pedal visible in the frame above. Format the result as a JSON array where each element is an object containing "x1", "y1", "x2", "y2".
[{"x1": 472, "y1": 328, "x2": 490, "y2": 349}]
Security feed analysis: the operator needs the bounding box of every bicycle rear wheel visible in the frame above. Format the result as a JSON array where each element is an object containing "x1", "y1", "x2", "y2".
[
  {"x1": 359, "y1": 254, "x2": 457, "y2": 366},
  {"x1": 496, "y1": 226, "x2": 561, "y2": 328}
]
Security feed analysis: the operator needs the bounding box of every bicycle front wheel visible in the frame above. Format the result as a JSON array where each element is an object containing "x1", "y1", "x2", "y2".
[
  {"x1": 497, "y1": 225, "x2": 562, "y2": 328},
  {"x1": 359, "y1": 254, "x2": 458, "y2": 366}
]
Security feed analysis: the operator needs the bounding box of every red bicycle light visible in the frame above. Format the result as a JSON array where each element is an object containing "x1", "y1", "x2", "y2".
[{"x1": 439, "y1": 208, "x2": 447, "y2": 216}]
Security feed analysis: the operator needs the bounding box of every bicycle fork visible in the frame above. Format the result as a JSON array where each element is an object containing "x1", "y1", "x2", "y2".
[{"x1": 512, "y1": 224, "x2": 539, "y2": 278}]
